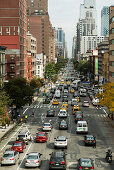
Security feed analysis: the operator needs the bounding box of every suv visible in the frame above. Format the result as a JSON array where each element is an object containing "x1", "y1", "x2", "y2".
[
  {"x1": 17, "y1": 131, "x2": 32, "y2": 145},
  {"x1": 49, "y1": 151, "x2": 66, "y2": 170}
]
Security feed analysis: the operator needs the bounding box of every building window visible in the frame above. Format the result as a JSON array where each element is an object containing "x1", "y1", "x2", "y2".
[
  {"x1": 112, "y1": 39, "x2": 114, "y2": 44},
  {"x1": 112, "y1": 61, "x2": 114, "y2": 66},
  {"x1": 112, "y1": 51, "x2": 114, "y2": 55},
  {"x1": 112, "y1": 17, "x2": 114, "y2": 22},
  {"x1": 112, "y1": 73, "x2": 114, "y2": 78},
  {"x1": 112, "y1": 28, "x2": 114, "y2": 33}
]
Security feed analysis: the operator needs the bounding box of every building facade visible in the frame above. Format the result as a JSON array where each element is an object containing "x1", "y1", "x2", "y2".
[
  {"x1": 109, "y1": 6, "x2": 114, "y2": 82},
  {"x1": 0, "y1": 46, "x2": 6, "y2": 88},
  {"x1": 27, "y1": 33, "x2": 37, "y2": 77},
  {"x1": 36, "y1": 53, "x2": 44, "y2": 78},
  {"x1": 0, "y1": 0, "x2": 27, "y2": 79},
  {"x1": 72, "y1": 36, "x2": 77, "y2": 58},
  {"x1": 101, "y1": 6, "x2": 109, "y2": 36}
]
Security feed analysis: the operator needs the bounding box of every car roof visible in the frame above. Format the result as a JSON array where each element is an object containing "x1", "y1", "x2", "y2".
[
  {"x1": 28, "y1": 152, "x2": 39, "y2": 155},
  {"x1": 52, "y1": 151, "x2": 65, "y2": 157},
  {"x1": 14, "y1": 141, "x2": 23, "y2": 143},
  {"x1": 44, "y1": 122, "x2": 51, "y2": 124},
  {"x1": 80, "y1": 158, "x2": 92, "y2": 161},
  {"x1": 77, "y1": 121, "x2": 87, "y2": 123},
  {"x1": 56, "y1": 136, "x2": 66, "y2": 140},
  {"x1": 37, "y1": 132, "x2": 46, "y2": 134},
  {"x1": 86, "y1": 135, "x2": 94, "y2": 138},
  {"x1": 18, "y1": 131, "x2": 28, "y2": 135},
  {"x1": 4, "y1": 151, "x2": 15, "y2": 154}
]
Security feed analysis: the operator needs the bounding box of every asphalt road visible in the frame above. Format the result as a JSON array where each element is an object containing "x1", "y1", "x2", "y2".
[{"x1": 0, "y1": 63, "x2": 114, "y2": 170}]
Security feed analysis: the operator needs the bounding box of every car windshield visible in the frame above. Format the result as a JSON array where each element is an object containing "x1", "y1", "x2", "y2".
[
  {"x1": 37, "y1": 133, "x2": 45, "y2": 136},
  {"x1": 51, "y1": 157, "x2": 64, "y2": 162},
  {"x1": 83, "y1": 124, "x2": 87, "y2": 127},
  {"x1": 84, "y1": 101, "x2": 88, "y2": 103},
  {"x1": 74, "y1": 109, "x2": 78, "y2": 111},
  {"x1": 18, "y1": 135, "x2": 25, "y2": 138},
  {"x1": 81, "y1": 159, "x2": 92, "y2": 167},
  {"x1": 3, "y1": 153, "x2": 13, "y2": 158},
  {"x1": 87, "y1": 136, "x2": 94, "y2": 140},
  {"x1": 76, "y1": 115, "x2": 82, "y2": 118},
  {"x1": 13, "y1": 143, "x2": 22, "y2": 146},
  {"x1": 77, "y1": 124, "x2": 82, "y2": 127},
  {"x1": 27, "y1": 155, "x2": 38, "y2": 159}
]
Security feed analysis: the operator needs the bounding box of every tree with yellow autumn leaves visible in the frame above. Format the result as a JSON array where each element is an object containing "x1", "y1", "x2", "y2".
[{"x1": 97, "y1": 82, "x2": 114, "y2": 113}]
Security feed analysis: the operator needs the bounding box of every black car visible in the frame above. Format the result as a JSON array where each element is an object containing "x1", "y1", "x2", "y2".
[
  {"x1": 43, "y1": 97, "x2": 50, "y2": 104},
  {"x1": 50, "y1": 88, "x2": 56, "y2": 94},
  {"x1": 84, "y1": 135, "x2": 96, "y2": 147},
  {"x1": 59, "y1": 120, "x2": 68, "y2": 130},
  {"x1": 77, "y1": 158, "x2": 94, "y2": 170},
  {"x1": 62, "y1": 98, "x2": 68, "y2": 103},
  {"x1": 49, "y1": 151, "x2": 66, "y2": 170},
  {"x1": 75, "y1": 114, "x2": 83, "y2": 123},
  {"x1": 47, "y1": 110, "x2": 55, "y2": 117}
]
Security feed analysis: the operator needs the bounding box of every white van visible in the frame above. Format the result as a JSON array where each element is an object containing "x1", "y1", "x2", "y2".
[
  {"x1": 76, "y1": 121, "x2": 88, "y2": 134},
  {"x1": 55, "y1": 90, "x2": 61, "y2": 98}
]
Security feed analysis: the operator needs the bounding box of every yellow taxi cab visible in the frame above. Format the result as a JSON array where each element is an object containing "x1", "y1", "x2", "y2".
[
  {"x1": 52, "y1": 99, "x2": 59, "y2": 105},
  {"x1": 75, "y1": 96, "x2": 80, "y2": 102},
  {"x1": 70, "y1": 88, "x2": 75, "y2": 93},
  {"x1": 60, "y1": 105, "x2": 67, "y2": 111},
  {"x1": 62, "y1": 102, "x2": 68, "y2": 108},
  {"x1": 66, "y1": 81, "x2": 70, "y2": 85},
  {"x1": 61, "y1": 80, "x2": 64, "y2": 84},
  {"x1": 73, "y1": 105, "x2": 80, "y2": 114}
]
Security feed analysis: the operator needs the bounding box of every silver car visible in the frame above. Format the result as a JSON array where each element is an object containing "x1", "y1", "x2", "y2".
[
  {"x1": 1, "y1": 150, "x2": 19, "y2": 165},
  {"x1": 54, "y1": 136, "x2": 68, "y2": 149},
  {"x1": 25, "y1": 152, "x2": 42, "y2": 167},
  {"x1": 82, "y1": 101, "x2": 89, "y2": 107},
  {"x1": 42, "y1": 122, "x2": 52, "y2": 131},
  {"x1": 58, "y1": 110, "x2": 67, "y2": 118}
]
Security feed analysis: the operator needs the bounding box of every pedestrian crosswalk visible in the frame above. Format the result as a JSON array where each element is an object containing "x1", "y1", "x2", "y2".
[{"x1": 32, "y1": 105, "x2": 59, "y2": 109}]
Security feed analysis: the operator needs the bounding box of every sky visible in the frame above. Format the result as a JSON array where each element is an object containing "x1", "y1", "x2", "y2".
[{"x1": 48, "y1": 0, "x2": 114, "y2": 57}]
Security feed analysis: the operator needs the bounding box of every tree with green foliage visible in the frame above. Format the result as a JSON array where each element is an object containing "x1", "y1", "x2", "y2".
[
  {"x1": 30, "y1": 77, "x2": 44, "y2": 89},
  {"x1": 4, "y1": 78, "x2": 34, "y2": 109},
  {"x1": 52, "y1": 75, "x2": 58, "y2": 83},
  {"x1": 0, "y1": 91, "x2": 11, "y2": 128}
]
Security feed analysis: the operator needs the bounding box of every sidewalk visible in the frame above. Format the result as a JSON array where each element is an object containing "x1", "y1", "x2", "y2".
[
  {"x1": 0, "y1": 122, "x2": 16, "y2": 142},
  {"x1": 102, "y1": 106, "x2": 114, "y2": 128}
]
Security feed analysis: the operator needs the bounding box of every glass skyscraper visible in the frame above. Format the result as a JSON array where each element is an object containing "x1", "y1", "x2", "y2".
[{"x1": 101, "y1": 6, "x2": 109, "y2": 36}]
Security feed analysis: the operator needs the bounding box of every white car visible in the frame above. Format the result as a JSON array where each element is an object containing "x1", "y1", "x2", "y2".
[
  {"x1": 42, "y1": 122, "x2": 52, "y2": 131},
  {"x1": 92, "y1": 97, "x2": 99, "y2": 106},
  {"x1": 58, "y1": 110, "x2": 67, "y2": 118},
  {"x1": 54, "y1": 136, "x2": 67, "y2": 149},
  {"x1": 25, "y1": 152, "x2": 42, "y2": 168},
  {"x1": 82, "y1": 101, "x2": 89, "y2": 107}
]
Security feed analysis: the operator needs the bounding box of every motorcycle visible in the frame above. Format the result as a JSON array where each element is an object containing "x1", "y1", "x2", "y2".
[{"x1": 105, "y1": 150, "x2": 112, "y2": 163}]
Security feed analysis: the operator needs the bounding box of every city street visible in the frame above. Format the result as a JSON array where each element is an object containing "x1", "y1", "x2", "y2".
[{"x1": 0, "y1": 65, "x2": 114, "y2": 170}]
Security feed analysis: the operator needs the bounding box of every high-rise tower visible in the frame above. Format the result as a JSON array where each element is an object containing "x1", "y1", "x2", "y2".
[{"x1": 101, "y1": 6, "x2": 109, "y2": 36}]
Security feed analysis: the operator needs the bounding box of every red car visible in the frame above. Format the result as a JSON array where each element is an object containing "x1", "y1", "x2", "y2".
[
  {"x1": 11, "y1": 141, "x2": 26, "y2": 153},
  {"x1": 36, "y1": 132, "x2": 47, "y2": 143}
]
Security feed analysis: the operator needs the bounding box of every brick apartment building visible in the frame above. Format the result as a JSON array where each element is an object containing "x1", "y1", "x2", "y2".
[
  {"x1": 0, "y1": 0, "x2": 27, "y2": 80},
  {"x1": 109, "y1": 6, "x2": 114, "y2": 82},
  {"x1": 27, "y1": 0, "x2": 55, "y2": 64}
]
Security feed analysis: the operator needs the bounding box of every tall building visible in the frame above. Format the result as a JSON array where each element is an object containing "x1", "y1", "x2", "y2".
[
  {"x1": 0, "y1": 0, "x2": 27, "y2": 79},
  {"x1": 101, "y1": 6, "x2": 109, "y2": 36},
  {"x1": 57, "y1": 28, "x2": 65, "y2": 47},
  {"x1": 76, "y1": 0, "x2": 97, "y2": 59},
  {"x1": 109, "y1": 6, "x2": 114, "y2": 82},
  {"x1": 72, "y1": 36, "x2": 77, "y2": 58},
  {"x1": 27, "y1": 0, "x2": 48, "y2": 15}
]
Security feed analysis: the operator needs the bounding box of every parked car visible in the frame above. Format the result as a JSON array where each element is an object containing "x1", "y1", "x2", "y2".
[
  {"x1": 49, "y1": 151, "x2": 66, "y2": 170},
  {"x1": 42, "y1": 122, "x2": 52, "y2": 131},
  {"x1": 11, "y1": 141, "x2": 26, "y2": 153},
  {"x1": 47, "y1": 110, "x2": 55, "y2": 117},
  {"x1": 36, "y1": 132, "x2": 47, "y2": 143},
  {"x1": 84, "y1": 135, "x2": 96, "y2": 147},
  {"x1": 1, "y1": 150, "x2": 19, "y2": 165},
  {"x1": 54, "y1": 136, "x2": 67, "y2": 149},
  {"x1": 77, "y1": 158, "x2": 94, "y2": 170},
  {"x1": 59, "y1": 120, "x2": 68, "y2": 130},
  {"x1": 25, "y1": 152, "x2": 42, "y2": 168}
]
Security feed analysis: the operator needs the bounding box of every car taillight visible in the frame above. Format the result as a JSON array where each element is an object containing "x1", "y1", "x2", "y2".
[
  {"x1": 25, "y1": 161, "x2": 28, "y2": 163},
  {"x1": 85, "y1": 140, "x2": 87, "y2": 142},
  {"x1": 10, "y1": 158, "x2": 14, "y2": 160},
  {"x1": 91, "y1": 167, "x2": 94, "y2": 169},
  {"x1": 49, "y1": 127, "x2": 51, "y2": 128},
  {"x1": 61, "y1": 161, "x2": 65, "y2": 164},
  {"x1": 93, "y1": 140, "x2": 96, "y2": 142},
  {"x1": 81, "y1": 118, "x2": 83, "y2": 120},
  {"x1": 36, "y1": 161, "x2": 39, "y2": 163},
  {"x1": 50, "y1": 161, "x2": 54, "y2": 164},
  {"x1": 79, "y1": 166, "x2": 82, "y2": 169},
  {"x1": 75, "y1": 118, "x2": 77, "y2": 120}
]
